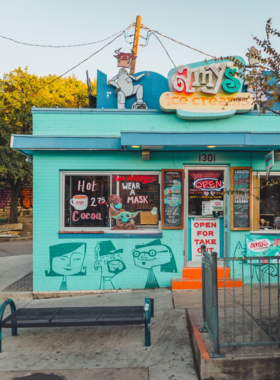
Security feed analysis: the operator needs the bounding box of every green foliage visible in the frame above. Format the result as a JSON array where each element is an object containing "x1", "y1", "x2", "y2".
[
  {"x1": 245, "y1": 19, "x2": 280, "y2": 114},
  {"x1": 0, "y1": 66, "x2": 96, "y2": 221}
]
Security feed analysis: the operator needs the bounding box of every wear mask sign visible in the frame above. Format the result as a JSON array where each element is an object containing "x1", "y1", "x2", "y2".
[{"x1": 110, "y1": 175, "x2": 160, "y2": 230}]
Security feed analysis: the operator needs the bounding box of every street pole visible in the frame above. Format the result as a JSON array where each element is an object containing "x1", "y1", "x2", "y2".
[{"x1": 130, "y1": 15, "x2": 142, "y2": 75}]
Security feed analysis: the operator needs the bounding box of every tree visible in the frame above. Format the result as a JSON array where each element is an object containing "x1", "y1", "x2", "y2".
[
  {"x1": 0, "y1": 67, "x2": 97, "y2": 223},
  {"x1": 243, "y1": 19, "x2": 280, "y2": 114}
]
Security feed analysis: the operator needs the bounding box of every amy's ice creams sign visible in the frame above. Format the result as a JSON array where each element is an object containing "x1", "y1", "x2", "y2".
[
  {"x1": 160, "y1": 57, "x2": 254, "y2": 120},
  {"x1": 191, "y1": 218, "x2": 220, "y2": 261}
]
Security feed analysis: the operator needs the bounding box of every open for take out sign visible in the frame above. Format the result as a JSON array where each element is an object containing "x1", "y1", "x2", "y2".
[{"x1": 191, "y1": 218, "x2": 220, "y2": 261}]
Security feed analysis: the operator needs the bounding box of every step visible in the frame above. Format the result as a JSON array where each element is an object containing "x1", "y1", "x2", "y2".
[
  {"x1": 182, "y1": 267, "x2": 230, "y2": 280},
  {"x1": 172, "y1": 278, "x2": 243, "y2": 290}
]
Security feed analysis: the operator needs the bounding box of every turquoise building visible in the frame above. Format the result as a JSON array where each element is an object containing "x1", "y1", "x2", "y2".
[{"x1": 11, "y1": 56, "x2": 280, "y2": 294}]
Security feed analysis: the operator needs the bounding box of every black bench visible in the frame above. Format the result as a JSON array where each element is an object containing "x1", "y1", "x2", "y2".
[{"x1": 0, "y1": 296, "x2": 154, "y2": 352}]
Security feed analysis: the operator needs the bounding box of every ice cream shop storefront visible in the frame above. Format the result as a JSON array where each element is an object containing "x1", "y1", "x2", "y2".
[{"x1": 11, "y1": 53, "x2": 280, "y2": 294}]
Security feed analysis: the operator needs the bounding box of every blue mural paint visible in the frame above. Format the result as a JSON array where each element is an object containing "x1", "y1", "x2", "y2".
[
  {"x1": 94, "y1": 241, "x2": 126, "y2": 289},
  {"x1": 45, "y1": 243, "x2": 87, "y2": 291},
  {"x1": 132, "y1": 239, "x2": 177, "y2": 289}
]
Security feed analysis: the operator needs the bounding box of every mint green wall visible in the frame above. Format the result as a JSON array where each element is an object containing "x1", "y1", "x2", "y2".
[
  {"x1": 31, "y1": 109, "x2": 280, "y2": 291},
  {"x1": 33, "y1": 148, "x2": 280, "y2": 291},
  {"x1": 32, "y1": 109, "x2": 280, "y2": 136}
]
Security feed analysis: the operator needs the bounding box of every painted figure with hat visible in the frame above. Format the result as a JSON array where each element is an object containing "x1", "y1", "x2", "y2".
[
  {"x1": 108, "y1": 48, "x2": 147, "y2": 110},
  {"x1": 132, "y1": 239, "x2": 177, "y2": 288},
  {"x1": 94, "y1": 241, "x2": 126, "y2": 289},
  {"x1": 46, "y1": 243, "x2": 87, "y2": 291}
]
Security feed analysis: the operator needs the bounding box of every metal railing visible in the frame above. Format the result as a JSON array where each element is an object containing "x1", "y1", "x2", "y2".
[
  {"x1": 200, "y1": 245, "x2": 280, "y2": 356},
  {"x1": 200, "y1": 245, "x2": 223, "y2": 357}
]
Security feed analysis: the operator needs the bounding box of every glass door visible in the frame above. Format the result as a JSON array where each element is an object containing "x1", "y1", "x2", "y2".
[{"x1": 184, "y1": 166, "x2": 228, "y2": 263}]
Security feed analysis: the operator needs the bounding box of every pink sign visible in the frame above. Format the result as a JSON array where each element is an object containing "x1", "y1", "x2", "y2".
[{"x1": 191, "y1": 218, "x2": 220, "y2": 261}]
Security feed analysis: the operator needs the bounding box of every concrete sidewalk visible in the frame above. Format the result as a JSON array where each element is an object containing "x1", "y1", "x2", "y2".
[
  {"x1": 0, "y1": 240, "x2": 32, "y2": 257},
  {"x1": 0, "y1": 368, "x2": 148, "y2": 380},
  {"x1": 173, "y1": 289, "x2": 280, "y2": 380},
  {"x1": 0, "y1": 254, "x2": 32, "y2": 294},
  {"x1": 0, "y1": 289, "x2": 198, "y2": 380}
]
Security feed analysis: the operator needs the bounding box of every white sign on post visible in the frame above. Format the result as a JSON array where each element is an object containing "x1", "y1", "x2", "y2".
[
  {"x1": 265, "y1": 151, "x2": 274, "y2": 176},
  {"x1": 191, "y1": 218, "x2": 220, "y2": 262}
]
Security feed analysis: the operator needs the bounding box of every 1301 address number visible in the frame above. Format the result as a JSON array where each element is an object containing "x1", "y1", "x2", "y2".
[{"x1": 199, "y1": 154, "x2": 216, "y2": 162}]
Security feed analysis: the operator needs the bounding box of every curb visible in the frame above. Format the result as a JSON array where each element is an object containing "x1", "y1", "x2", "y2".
[
  {"x1": 0, "y1": 287, "x2": 151, "y2": 301},
  {"x1": 0, "y1": 291, "x2": 33, "y2": 301},
  {"x1": 33, "y1": 289, "x2": 134, "y2": 299},
  {"x1": 0, "y1": 237, "x2": 33, "y2": 242},
  {"x1": 186, "y1": 309, "x2": 280, "y2": 380}
]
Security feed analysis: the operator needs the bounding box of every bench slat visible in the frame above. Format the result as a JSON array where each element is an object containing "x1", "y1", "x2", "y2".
[{"x1": 1, "y1": 306, "x2": 145, "y2": 328}]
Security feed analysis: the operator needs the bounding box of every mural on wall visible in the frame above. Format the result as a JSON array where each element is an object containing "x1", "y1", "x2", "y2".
[
  {"x1": 43, "y1": 238, "x2": 181, "y2": 291},
  {"x1": 94, "y1": 241, "x2": 126, "y2": 289},
  {"x1": 233, "y1": 241, "x2": 246, "y2": 257},
  {"x1": 0, "y1": 188, "x2": 12, "y2": 211},
  {"x1": 45, "y1": 243, "x2": 87, "y2": 290},
  {"x1": 20, "y1": 187, "x2": 33, "y2": 209},
  {"x1": 233, "y1": 236, "x2": 280, "y2": 283},
  {"x1": 132, "y1": 239, "x2": 177, "y2": 288},
  {"x1": 108, "y1": 49, "x2": 147, "y2": 110}
]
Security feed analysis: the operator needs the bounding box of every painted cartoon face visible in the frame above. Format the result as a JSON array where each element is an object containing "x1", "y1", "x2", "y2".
[
  {"x1": 95, "y1": 253, "x2": 126, "y2": 277},
  {"x1": 52, "y1": 248, "x2": 85, "y2": 276},
  {"x1": 132, "y1": 244, "x2": 172, "y2": 269},
  {"x1": 118, "y1": 59, "x2": 131, "y2": 68}
]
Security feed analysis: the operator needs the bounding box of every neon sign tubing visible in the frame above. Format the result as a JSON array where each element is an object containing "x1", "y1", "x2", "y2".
[{"x1": 193, "y1": 178, "x2": 224, "y2": 191}]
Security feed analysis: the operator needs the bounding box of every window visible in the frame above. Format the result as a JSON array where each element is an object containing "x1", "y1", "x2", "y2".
[
  {"x1": 253, "y1": 174, "x2": 280, "y2": 231},
  {"x1": 62, "y1": 172, "x2": 160, "y2": 232},
  {"x1": 188, "y1": 170, "x2": 224, "y2": 216}
]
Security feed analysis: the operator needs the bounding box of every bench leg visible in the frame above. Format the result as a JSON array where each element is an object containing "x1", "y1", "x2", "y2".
[
  {"x1": 0, "y1": 299, "x2": 18, "y2": 353},
  {"x1": 145, "y1": 317, "x2": 151, "y2": 347},
  {"x1": 150, "y1": 298, "x2": 154, "y2": 318},
  {"x1": 144, "y1": 297, "x2": 151, "y2": 347}
]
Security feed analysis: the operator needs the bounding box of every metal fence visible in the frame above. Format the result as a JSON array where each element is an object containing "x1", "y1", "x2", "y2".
[{"x1": 200, "y1": 244, "x2": 280, "y2": 357}]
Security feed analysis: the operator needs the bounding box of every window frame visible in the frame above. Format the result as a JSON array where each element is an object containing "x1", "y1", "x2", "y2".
[
  {"x1": 60, "y1": 171, "x2": 162, "y2": 232},
  {"x1": 252, "y1": 171, "x2": 280, "y2": 233}
]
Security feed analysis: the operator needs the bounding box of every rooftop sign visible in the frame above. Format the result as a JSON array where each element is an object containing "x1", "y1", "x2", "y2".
[{"x1": 160, "y1": 57, "x2": 254, "y2": 120}]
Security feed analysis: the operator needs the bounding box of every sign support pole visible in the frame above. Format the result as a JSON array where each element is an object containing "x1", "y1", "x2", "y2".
[{"x1": 130, "y1": 15, "x2": 142, "y2": 75}]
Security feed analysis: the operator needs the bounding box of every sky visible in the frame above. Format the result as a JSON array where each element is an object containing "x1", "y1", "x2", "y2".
[{"x1": 1, "y1": 0, "x2": 280, "y2": 82}]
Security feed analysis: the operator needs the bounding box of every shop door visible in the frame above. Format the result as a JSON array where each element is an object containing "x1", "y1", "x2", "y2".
[{"x1": 184, "y1": 166, "x2": 228, "y2": 263}]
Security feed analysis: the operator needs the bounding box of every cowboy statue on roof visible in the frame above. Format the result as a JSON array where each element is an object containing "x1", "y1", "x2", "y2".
[{"x1": 108, "y1": 48, "x2": 147, "y2": 110}]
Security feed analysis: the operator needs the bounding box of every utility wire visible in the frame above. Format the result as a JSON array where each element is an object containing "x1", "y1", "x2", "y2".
[
  {"x1": 0, "y1": 29, "x2": 126, "y2": 112},
  {"x1": 142, "y1": 25, "x2": 216, "y2": 59},
  {"x1": 33, "y1": 31, "x2": 125, "y2": 94},
  {"x1": 143, "y1": 32, "x2": 176, "y2": 67},
  {"x1": 0, "y1": 28, "x2": 130, "y2": 48}
]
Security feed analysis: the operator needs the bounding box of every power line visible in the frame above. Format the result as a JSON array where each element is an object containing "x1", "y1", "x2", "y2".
[
  {"x1": 142, "y1": 25, "x2": 216, "y2": 59},
  {"x1": 0, "y1": 27, "x2": 131, "y2": 48},
  {"x1": 0, "y1": 29, "x2": 126, "y2": 112},
  {"x1": 148, "y1": 33, "x2": 176, "y2": 68}
]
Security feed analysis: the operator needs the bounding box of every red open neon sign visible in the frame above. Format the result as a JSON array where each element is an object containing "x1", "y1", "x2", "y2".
[{"x1": 193, "y1": 178, "x2": 224, "y2": 191}]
